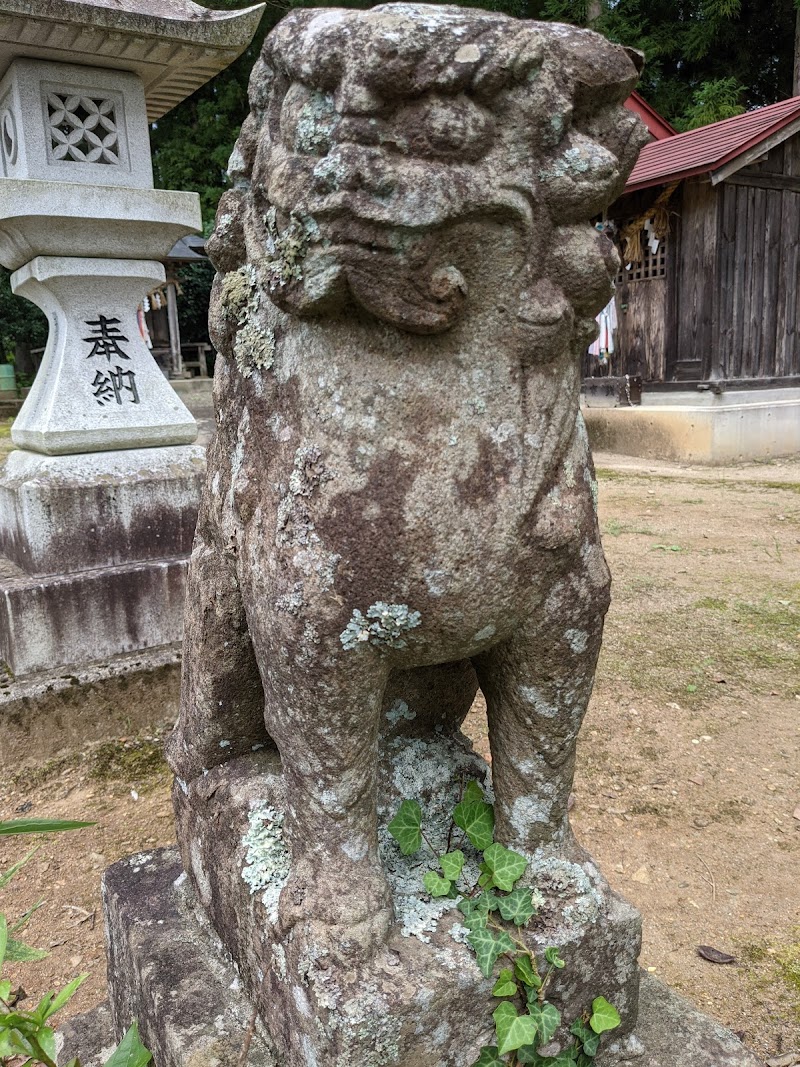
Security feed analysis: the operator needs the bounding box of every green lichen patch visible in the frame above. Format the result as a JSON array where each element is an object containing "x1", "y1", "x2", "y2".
[
  {"x1": 340, "y1": 602, "x2": 422, "y2": 651},
  {"x1": 264, "y1": 206, "x2": 320, "y2": 291},
  {"x1": 220, "y1": 264, "x2": 259, "y2": 324},
  {"x1": 234, "y1": 321, "x2": 275, "y2": 378},
  {"x1": 241, "y1": 802, "x2": 290, "y2": 924}
]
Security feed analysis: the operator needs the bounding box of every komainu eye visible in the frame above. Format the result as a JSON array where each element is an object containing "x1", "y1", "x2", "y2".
[{"x1": 280, "y1": 83, "x2": 338, "y2": 156}]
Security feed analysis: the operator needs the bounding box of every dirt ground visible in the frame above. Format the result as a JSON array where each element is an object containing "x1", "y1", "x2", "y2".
[{"x1": 1, "y1": 450, "x2": 798, "y2": 1063}]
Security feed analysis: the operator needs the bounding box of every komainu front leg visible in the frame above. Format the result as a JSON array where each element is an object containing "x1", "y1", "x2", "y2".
[
  {"x1": 262, "y1": 643, "x2": 393, "y2": 960},
  {"x1": 474, "y1": 537, "x2": 611, "y2": 856},
  {"x1": 165, "y1": 535, "x2": 272, "y2": 784}
]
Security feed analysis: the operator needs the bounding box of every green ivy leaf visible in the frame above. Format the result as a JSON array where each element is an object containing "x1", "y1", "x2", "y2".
[
  {"x1": 472, "y1": 1047, "x2": 504, "y2": 1067},
  {"x1": 467, "y1": 927, "x2": 515, "y2": 978},
  {"x1": 104, "y1": 1022, "x2": 153, "y2": 1067},
  {"x1": 463, "y1": 781, "x2": 486, "y2": 805},
  {"x1": 528, "y1": 1001, "x2": 561, "y2": 1045},
  {"x1": 482, "y1": 843, "x2": 528, "y2": 892},
  {"x1": 518, "y1": 1050, "x2": 578, "y2": 1066},
  {"x1": 5, "y1": 936, "x2": 48, "y2": 962},
  {"x1": 458, "y1": 892, "x2": 498, "y2": 932},
  {"x1": 589, "y1": 997, "x2": 621, "y2": 1035},
  {"x1": 454, "y1": 800, "x2": 495, "y2": 851},
  {"x1": 514, "y1": 954, "x2": 541, "y2": 989},
  {"x1": 440, "y1": 850, "x2": 465, "y2": 882},
  {"x1": 423, "y1": 871, "x2": 452, "y2": 898},
  {"x1": 544, "y1": 947, "x2": 566, "y2": 969},
  {"x1": 387, "y1": 800, "x2": 423, "y2": 856},
  {"x1": 576, "y1": 1052, "x2": 594, "y2": 1067},
  {"x1": 516, "y1": 1047, "x2": 545, "y2": 1065},
  {"x1": 496, "y1": 887, "x2": 536, "y2": 926},
  {"x1": 493, "y1": 1002, "x2": 539, "y2": 1056},
  {"x1": 571, "y1": 1021, "x2": 600, "y2": 1057},
  {"x1": 492, "y1": 967, "x2": 518, "y2": 998},
  {"x1": 478, "y1": 861, "x2": 496, "y2": 890}
]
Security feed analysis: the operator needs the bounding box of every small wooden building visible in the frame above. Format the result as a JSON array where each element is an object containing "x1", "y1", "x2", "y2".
[{"x1": 603, "y1": 96, "x2": 800, "y2": 387}]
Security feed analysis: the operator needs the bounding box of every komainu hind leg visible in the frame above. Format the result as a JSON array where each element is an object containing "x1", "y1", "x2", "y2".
[{"x1": 165, "y1": 534, "x2": 272, "y2": 785}]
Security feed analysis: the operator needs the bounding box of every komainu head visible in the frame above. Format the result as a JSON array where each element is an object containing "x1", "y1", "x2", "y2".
[{"x1": 209, "y1": 4, "x2": 647, "y2": 338}]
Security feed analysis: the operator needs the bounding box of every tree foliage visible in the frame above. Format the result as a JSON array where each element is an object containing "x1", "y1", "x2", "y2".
[
  {"x1": 542, "y1": 0, "x2": 800, "y2": 130},
  {"x1": 4, "y1": 0, "x2": 799, "y2": 349}
]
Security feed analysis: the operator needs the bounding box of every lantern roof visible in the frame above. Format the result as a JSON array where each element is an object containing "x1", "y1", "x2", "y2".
[{"x1": 0, "y1": 0, "x2": 265, "y2": 120}]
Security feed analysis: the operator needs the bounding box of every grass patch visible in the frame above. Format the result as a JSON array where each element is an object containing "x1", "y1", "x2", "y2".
[
  {"x1": 777, "y1": 936, "x2": 800, "y2": 1005},
  {"x1": 595, "y1": 466, "x2": 800, "y2": 497},
  {"x1": 11, "y1": 751, "x2": 80, "y2": 788},
  {"x1": 604, "y1": 519, "x2": 658, "y2": 537},
  {"x1": 89, "y1": 737, "x2": 167, "y2": 784},
  {"x1": 600, "y1": 593, "x2": 798, "y2": 700}
]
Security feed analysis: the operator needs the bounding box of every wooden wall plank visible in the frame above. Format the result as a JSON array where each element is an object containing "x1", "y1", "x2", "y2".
[
  {"x1": 761, "y1": 190, "x2": 782, "y2": 376},
  {"x1": 717, "y1": 183, "x2": 737, "y2": 378},
  {"x1": 777, "y1": 189, "x2": 800, "y2": 375},
  {"x1": 747, "y1": 187, "x2": 767, "y2": 377},
  {"x1": 675, "y1": 181, "x2": 717, "y2": 379}
]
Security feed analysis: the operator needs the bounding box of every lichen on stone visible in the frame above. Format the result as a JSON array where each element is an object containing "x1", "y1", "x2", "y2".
[
  {"x1": 234, "y1": 321, "x2": 275, "y2": 378},
  {"x1": 241, "y1": 802, "x2": 290, "y2": 924},
  {"x1": 220, "y1": 264, "x2": 259, "y2": 324},
  {"x1": 294, "y1": 90, "x2": 337, "y2": 155},
  {"x1": 385, "y1": 699, "x2": 416, "y2": 724},
  {"x1": 340, "y1": 602, "x2": 422, "y2": 651},
  {"x1": 264, "y1": 205, "x2": 320, "y2": 291},
  {"x1": 276, "y1": 445, "x2": 332, "y2": 547}
]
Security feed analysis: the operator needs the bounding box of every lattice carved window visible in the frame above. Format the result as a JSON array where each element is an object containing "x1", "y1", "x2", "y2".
[
  {"x1": 616, "y1": 218, "x2": 667, "y2": 283},
  {"x1": 44, "y1": 92, "x2": 120, "y2": 165}
]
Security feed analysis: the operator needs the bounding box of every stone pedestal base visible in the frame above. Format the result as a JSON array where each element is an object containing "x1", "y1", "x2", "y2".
[
  {"x1": 172, "y1": 739, "x2": 643, "y2": 1067},
  {"x1": 0, "y1": 445, "x2": 203, "y2": 675},
  {"x1": 60, "y1": 848, "x2": 763, "y2": 1067}
]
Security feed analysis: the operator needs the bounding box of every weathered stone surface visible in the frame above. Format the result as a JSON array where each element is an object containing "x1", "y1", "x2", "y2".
[
  {"x1": 99, "y1": 848, "x2": 278, "y2": 1067},
  {"x1": 86, "y1": 848, "x2": 763, "y2": 1067},
  {"x1": 0, "y1": 183, "x2": 202, "y2": 271},
  {"x1": 0, "y1": 59, "x2": 154, "y2": 187},
  {"x1": 167, "y1": 5, "x2": 652, "y2": 1064},
  {"x1": 174, "y1": 746, "x2": 642, "y2": 1066},
  {"x1": 601, "y1": 975, "x2": 765, "y2": 1067},
  {"x1": 0, "y1": 446, "x2": 204, "y2": 575},
  {"x1": 58, "y1": 1002, "x2": 117, "y2": 1067},
  {"x1": 0, "y1": 556, "x2": 187, "y2": 676},
  {"x1": 6, "y1": 259, "x2": 199, "y2": 454}
]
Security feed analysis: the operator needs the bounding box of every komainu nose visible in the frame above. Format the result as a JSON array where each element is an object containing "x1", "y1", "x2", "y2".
[
  {"x1": 333, "y1": 72, "x2": 383, "y2": 116},
  {"x1": 311, "y1": 142, "x2": 396, "y2": 197}
]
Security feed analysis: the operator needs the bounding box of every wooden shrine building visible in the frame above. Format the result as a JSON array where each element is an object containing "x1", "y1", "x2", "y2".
[{"x1": 604, "y1": 95, "x2": 800, "y2": 388}]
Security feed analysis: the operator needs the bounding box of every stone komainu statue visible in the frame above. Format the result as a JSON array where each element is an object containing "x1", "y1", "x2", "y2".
[{"x1": 167, "y1": 6, "x2": 648, "y2": 1062}]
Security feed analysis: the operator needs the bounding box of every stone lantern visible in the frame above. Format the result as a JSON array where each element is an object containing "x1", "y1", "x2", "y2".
[{"x1": 0, "y1": 0, "x2": 264, "y2": 677}]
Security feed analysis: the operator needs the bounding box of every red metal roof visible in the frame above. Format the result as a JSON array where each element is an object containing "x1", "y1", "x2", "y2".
[
  {"x1": 625, "y1": 95, "x2": 800, "y2": 192},
  {"x1": 624, "y1": 92, "x2": 676, "y2": 140}
]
